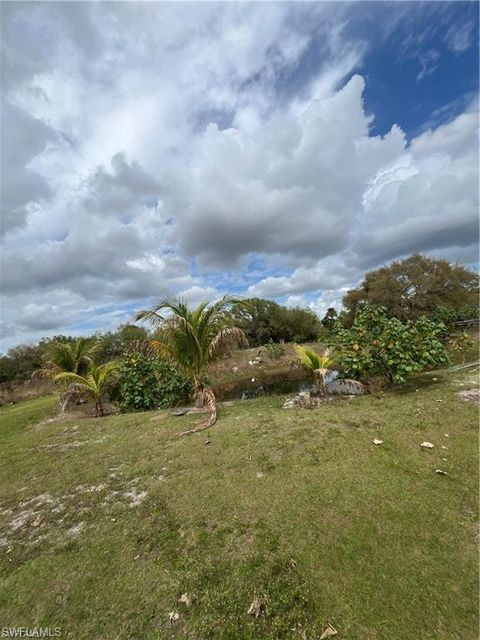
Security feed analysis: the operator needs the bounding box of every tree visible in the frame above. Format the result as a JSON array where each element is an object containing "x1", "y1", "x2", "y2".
[
  {"x1": 321, "y1": 308, "x2": 338, "y2": 330},
  {"x1": 37, "y1": 338, "x2": 99, "y2": 380},
  {"x1": 343, "y1": 254, "x2": 479, "y2": 322},
  {"x1": 54, "y1": 361, "x2": 119, "y2": 417},
  {"x1": 294, "y1": 345, "x2": 333, "y2": 396},
  {"x1": 3, "y1": 344, "x2": 44, "y2": 381},
  {"x1": 135, "y1": 296, "x2": 248, "y2": 434},
  {"x1": 95, "y1": 325, "x2": 148, "y2": 362},
  {"x1": 285, "y1": 306, "x2": 322, "y2": 343},
  {"x1": 333, "y1": 304, "x2": 449, "y2": 384},
  {"x1": 232, "y1": 298, "x2": 320, "y2": 346}
]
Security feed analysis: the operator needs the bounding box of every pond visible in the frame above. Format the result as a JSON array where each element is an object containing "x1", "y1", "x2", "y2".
[{"x1": 213, "y1": 369, "x2": 340, "y2": 401}]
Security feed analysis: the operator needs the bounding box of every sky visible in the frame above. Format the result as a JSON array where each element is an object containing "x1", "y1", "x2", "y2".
[{"x1": 1, "y1": 0, "x2": 479, "y2": 351}]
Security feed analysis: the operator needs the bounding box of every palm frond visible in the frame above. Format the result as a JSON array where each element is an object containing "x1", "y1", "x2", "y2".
[
  {"x1": 134, "y1": 309, "x2": 165, "y2": 329},
  {"x1": 209, "y1": 327, "x2": 248, "y2": 358},
  {"x1": 148, "y1": 339, "x2": 176, "y2": 361},
  {"x1": 136, "y1": 295, "x2": 247, "y2": 392},
  {"x1": 294, "y1": 345, "x2": 333, "y2": 372},
  {"x1": 53, "y1": 371, "x2": 89, "y2": 386}
]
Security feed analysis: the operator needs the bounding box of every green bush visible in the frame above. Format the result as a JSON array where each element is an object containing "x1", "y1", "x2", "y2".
[
  {"x1": 431, "y1": 305, "x2": 479, "y2": 326},
  {"x1": 332, "y1": 304, "x2": 449, "y2": 384},
  {"x1": 264, "y1": 342, "x2": 286, "y2": 359},
  {"x1": 117, "y1": 353, "x2": 191, "y2": 412}
]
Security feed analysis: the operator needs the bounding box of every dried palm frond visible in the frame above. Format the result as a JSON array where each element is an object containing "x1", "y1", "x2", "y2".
[{"x1": 209, "y1": 326, "x2": 248, "y2": 358}]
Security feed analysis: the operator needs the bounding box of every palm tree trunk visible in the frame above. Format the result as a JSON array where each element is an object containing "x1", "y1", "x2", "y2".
[
  {"x1": 181, "y1": 387, "x2": 217, "y2": 436},
  {"x1": 194, "y1": 382, "x2": 205, "y2": 408},
  {"x1": 95, "y1": 400, "x2": 104, "y2": 417},
  {"x1": 314, "y1": 369, "x2": 327, "y2": 396}
]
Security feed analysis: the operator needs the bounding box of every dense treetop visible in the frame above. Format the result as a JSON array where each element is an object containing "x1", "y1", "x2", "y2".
[{"x1": 343, "y1": 255, "x2": 478, "y2": 322}]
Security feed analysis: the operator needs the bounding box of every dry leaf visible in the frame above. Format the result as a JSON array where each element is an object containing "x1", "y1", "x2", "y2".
[
  {"x1": 178, "y1": 593, "x2": 192, "y2": 607},
  {"x1": 247, "y1": 595, "x2": 265, "y2": 618},
  {"x1": 435, "y1": 469, "x2": 448, "y2": 476},
  {"x1": 320, "y1": 622, "x2": 338, "y2": 639}
]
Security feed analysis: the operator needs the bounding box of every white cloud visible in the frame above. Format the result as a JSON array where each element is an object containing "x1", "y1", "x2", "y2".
[
  {"x1": 444, "y1": 21, "x2": 475, "y2": 53},
  {"x1": 355, "y1": 106, "x2": 478, "y2": 267},
  {"x1": 0, "y1": 2, "x2": 477, "y2": 350},
  {"x1": 416, "y1": 49, "x2": 440, "y2": 82}
]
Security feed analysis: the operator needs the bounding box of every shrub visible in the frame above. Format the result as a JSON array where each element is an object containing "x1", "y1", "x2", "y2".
[
  {"x1": 448, "y1": 331, "x2": 477, "y2": 365},
  {"x1": 117, "y1": 353, "x2": 191, "y2": 412},
  {"x1": 264, "y1": 342, "x2": 285, "y2": 359},
  {"x1": 431, "y1": 305, "x2": 479, "y2": 326},
  {"x1": 332, "y1": 304, "x2": 449, "y2": 384}
]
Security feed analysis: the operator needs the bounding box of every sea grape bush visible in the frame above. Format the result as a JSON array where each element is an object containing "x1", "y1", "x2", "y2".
[
  {"x1": 430, "y1": 305, "x2": 479, "y2": 326},
  {"x1": 332, "y1": 304, "x2": 449, "y2": 384},
  {"x1": 117, "y1": 353, "x2": 191, "y2": 411}
]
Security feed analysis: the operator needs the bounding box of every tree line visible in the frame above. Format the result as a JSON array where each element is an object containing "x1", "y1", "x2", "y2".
[{"x1": 1, "y1": 254, "x2": 477, "y2": 385}]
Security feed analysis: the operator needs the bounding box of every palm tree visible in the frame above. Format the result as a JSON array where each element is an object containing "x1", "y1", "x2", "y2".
[
  {"x1": 54, "y1": 361, "x2": 119, "y2": 417},
  {"x1": 295, "y1": 345, "x2": 333, "y2": 396},
  {"x1": 135, "y1": 296, "x2": 248, "y2": 435},
  {"x1": 37, "y1": 338, "x2": 99, "y2": 379}
]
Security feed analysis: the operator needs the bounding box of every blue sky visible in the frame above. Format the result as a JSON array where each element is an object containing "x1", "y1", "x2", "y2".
[
  {"x1": 1, "y1": 1, "x2": 478, "y2": 350},
  {"x1": 359, "y1": 2, "x2": 479, "y2": 138}
]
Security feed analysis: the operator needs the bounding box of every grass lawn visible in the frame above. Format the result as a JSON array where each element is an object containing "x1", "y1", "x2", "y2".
[{"x1": 0, "y1": 368, "x2": 478, "y2": 639}]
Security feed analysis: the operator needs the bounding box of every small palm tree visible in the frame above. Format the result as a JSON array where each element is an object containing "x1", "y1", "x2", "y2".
[
  {"x1": 37, "y1": 338, "x2": 99, "y2": 379},
  {"x1": 295, "y1": 345, "x2": 333, "y2": 396},
  {"x1": 54, "y1": 361, "x2": 119, "y2": 417},
  {"x1": 136, "y1": 296, "x2": 248, "y2": 435}
]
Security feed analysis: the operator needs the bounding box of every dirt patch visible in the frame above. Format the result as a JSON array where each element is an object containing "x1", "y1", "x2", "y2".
[
  {"x1": 457, "y1": 389, "x2": 480, "y2": 405},
  {"x1": 123, "y1": 487, "x2": 148, "y2": 507},
  {"x1": 0, "y1": 475, "x2": 149, "y2": 550}
]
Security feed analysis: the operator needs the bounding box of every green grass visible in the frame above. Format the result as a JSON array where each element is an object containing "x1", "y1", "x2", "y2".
[{"x1": 0, "y1": 369, "x2": 478, "y2": 639}]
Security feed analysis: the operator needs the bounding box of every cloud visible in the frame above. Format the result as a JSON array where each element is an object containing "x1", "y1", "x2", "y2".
[
  {"x1": 0, "y1": 2, "x2": 478, "y2": 350},
  {"x1": 416, "y1": 49, "x2": 440, "y2": 82},
  {"x1": 163, "y1": 75, "x2": 405, "y2": 267},
  {"x1": 355, "y1": 106, "x2": 478, "y2": 267},
  {"x1": 444, "y1": 21, "x2": 475, "y2": 53},
  {"x1": 80, "y1": 153, "x2": 162, "y2": 218},
  {"x1": 237, "y1": 101, "x2": 478, "y2": 300},
  {"x1": 0, "y1": 102, "x2": 56, "y2": 233}
]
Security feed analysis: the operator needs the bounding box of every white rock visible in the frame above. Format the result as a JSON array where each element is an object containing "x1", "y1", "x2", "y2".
[
  {"x1": 435, "y1": 469, "x2": 448, "y2": 476},
  {"x1": 372, "y1": 439, "x2": 384, "y2": 445},
  {"x1": 420, "y1": 442, "x2": 434, "y2": 449}
]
